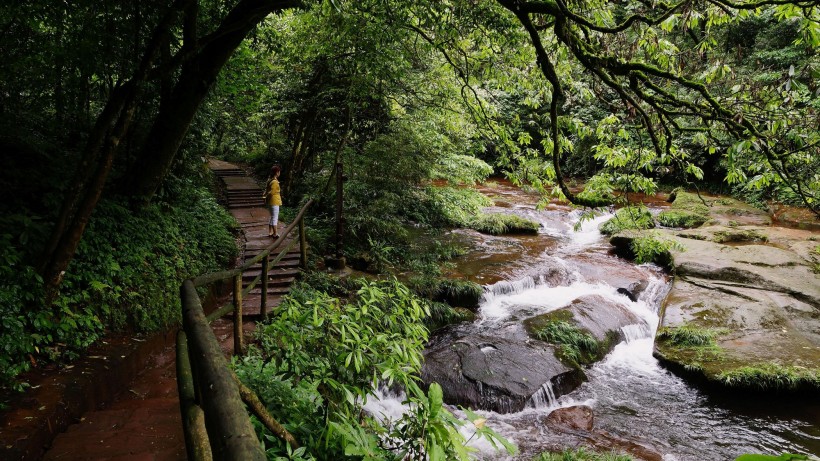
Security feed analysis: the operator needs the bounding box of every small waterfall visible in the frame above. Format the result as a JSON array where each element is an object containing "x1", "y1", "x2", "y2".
[
  {"x1": 528, "y1": 381, "x2": 559, "y2": 409},
  {"x1": 621, "y1": 323, "x2": 653, "y2": 343},
  {"x1": 637, "y1": 273, "x2": 672, "y2": 315},
  {"x1": 565, "y1": 210, "x2": 615, "y2": 248},
  {"x1": 482, "y1": 276, "x2": 538, "y2": 301}
]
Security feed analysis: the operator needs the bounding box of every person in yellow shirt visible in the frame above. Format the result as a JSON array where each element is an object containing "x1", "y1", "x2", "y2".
[{"x1": 265, "y1": 165, "x2": 282, "y2": 238}]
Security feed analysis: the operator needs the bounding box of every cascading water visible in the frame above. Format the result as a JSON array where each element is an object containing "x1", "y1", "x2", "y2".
[
  {"x1": 528, "y1": 382, "x2": 559, "y2": 410},
  {"x1": 367, "y1": 184, "x2": 819, "y2": 459}
]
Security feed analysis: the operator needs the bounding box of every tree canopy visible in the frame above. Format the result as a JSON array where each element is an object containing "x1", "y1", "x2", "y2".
[{"x1": 1, "y1": 0, "x2": 818, "y2": 386}]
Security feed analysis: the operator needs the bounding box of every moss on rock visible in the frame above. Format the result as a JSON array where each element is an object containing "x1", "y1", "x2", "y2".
[
  {"x1": 469, "y1": 213, "x2": 540, "y2": 235},
  {"x1": 599, "y1": 206, "x2": 655, "y2": 235}
]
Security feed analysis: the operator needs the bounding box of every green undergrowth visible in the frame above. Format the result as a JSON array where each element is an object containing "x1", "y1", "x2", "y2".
[
  {"x1": 599, "y1": 206, "x2": 655, "y2": 235},
  {"x1": 238, "y1": 276, "x2": 516, "y2": 460},
  {"x1": 408, "y1": 275, "x2": 483, "y2": 309},
  {"x1": 418, "y1": 185, "x2": 493, "y2": 227},
  {"x1": 535, "y1": 447, "x2": 633, "y2": 461},
  {"x1": 468, "y1": 213, "x2": 540, "y2": 235},
  {"x1": 0, "y1": 187, "x2": 238, "y2": 390}
]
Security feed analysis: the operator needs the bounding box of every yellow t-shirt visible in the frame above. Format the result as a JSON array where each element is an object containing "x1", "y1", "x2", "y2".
[{"x1": 266, "y1": 179, "x2": 282, "y2": 206}]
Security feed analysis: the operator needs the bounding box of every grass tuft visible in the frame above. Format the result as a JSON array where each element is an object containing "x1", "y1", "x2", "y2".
[
  {"x1": 535, "y1": 447, "x2": 633, "y2": 461},
  {"x1": 718, "y1": 363, "x2": 820, "y2": 391},
  {"x1": 534, "y1": 320, "x2": 600, "y2": 366},
  {"x1": 656, "y1": 324, "x2": 727, "y2": 347}
]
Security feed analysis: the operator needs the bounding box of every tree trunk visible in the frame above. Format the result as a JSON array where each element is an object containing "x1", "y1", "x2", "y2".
[
  {"x1": 127, "y1": 0, "x2": 302, "y2": 202},
  {"x1": 40, "y1": 0, "x2": 193, "y2": 302}
]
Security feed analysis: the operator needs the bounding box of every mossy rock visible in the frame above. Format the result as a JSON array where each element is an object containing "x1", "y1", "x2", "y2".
[
  {"x1": 657, "y1": 210, "x2": 709, "y2": 228},
  {"x1": 469, "y1": 213, "x2": 540, "y2": 235},
  {"x1": 524, "y1": 296, "x2": 644, "y2": 368},
  {"x1": 657, "y1": 191, "x2": 711, "y2": 229},
  {"x1": 655, "y1": 324, "x2": 820, "y2": 394},
  {"x1": 668, "y1": 191, "x2": 711, "y2": 216},
  {"x1": 599, "y1": 206, "x2": 655, "y2": 235},
  {"x1": 712, "y1": 228, "x2": 768, "y2": 243}
]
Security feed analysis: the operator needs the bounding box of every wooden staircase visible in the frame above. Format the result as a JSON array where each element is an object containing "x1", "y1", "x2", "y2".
[{"x1": 211, "y1": 160, "x2": 301, "y2": 314}]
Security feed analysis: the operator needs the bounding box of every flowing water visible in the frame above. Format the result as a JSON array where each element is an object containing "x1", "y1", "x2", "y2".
[{"x1": 365, "y1": 181, "x2": 820, "y2": 460}]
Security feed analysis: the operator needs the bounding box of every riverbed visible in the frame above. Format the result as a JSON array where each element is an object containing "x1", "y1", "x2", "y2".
[{"x1": 366, "y1": 181, "x2": 820, "y2": 460}]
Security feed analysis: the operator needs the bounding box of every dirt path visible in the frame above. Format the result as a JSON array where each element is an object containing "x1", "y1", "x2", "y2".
[{"x1": 2, "y1": 160, "x2": 301, "y2": 460}]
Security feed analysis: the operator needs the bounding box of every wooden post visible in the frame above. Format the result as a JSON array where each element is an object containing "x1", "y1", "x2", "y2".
[
  {"x1": 233, "y1": 274, "x2": 243, "y2": 355},
  {"x1": 299, "y1": 218, "x2": 307, "y2": 269},
  {"x1": 260, "y1": 254, "x2": 269, "y2": 319}
]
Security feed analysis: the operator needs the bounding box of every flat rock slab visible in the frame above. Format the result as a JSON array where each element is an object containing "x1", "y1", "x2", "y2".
[{"x1": 644, "y1": 224, "x2": 820, "y2": 389}]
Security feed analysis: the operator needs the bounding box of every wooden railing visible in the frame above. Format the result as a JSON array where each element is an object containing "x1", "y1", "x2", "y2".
[{"x1": 176, "y1": 199, "x2": 312, "y2": 460}]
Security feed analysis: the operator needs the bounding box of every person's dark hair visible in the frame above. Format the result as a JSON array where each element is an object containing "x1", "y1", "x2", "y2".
[{"x1": 269, "y1": 165, "x2": 281, "y2": 177}]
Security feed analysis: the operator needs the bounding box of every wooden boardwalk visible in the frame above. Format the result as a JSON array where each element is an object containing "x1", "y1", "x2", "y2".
[
  {"x1": 30, "y1": 160, "x2": 300, "y2": 461},
  {"x1": 209, "y1": 158, "x2": 301, "y2": 314}
]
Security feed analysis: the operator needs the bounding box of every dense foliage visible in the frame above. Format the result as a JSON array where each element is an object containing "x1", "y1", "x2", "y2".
[
  {"x1": 235, "y1": 277, "x2": 515, "y2": 460},
  {"x1": 2, "y1": 0, "x2": 820, "y2": 445},
  {"x1": 0, "y1": 182, "x2": 237, "y2": 390}
]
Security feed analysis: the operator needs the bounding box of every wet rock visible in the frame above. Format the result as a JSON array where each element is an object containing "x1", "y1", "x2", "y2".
[
  {"x1": 536, "y1": 406, "x2": 664, "y2": 461},
  {"x1": 545, "y1": 405, "x2": 594, "y2": 431},
  {"x1": 421, "y1": 333, "x2": 584, "y2": 414},
  {"x1": 524, "y1": 295, "x2": 648, "y2": 349},
  {"x1": 616, "y1": 287, "x2": 637, "y2": 302},
  {"x1": 565, "y1": 253, "x2": 655, "y2": 299},
  {"x1": 617, "y1": 222, "x2": 820, "y2": 393}
]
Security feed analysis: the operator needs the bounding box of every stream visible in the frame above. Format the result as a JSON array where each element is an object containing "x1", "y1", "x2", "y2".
[{"x1": 365, "y1": 181, "x2": 820, "y2": 460}]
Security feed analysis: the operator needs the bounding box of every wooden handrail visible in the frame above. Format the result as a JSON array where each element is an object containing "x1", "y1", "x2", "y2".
[
  {"x1": 177, "y1": 198, "x2": 313, "y2": 460},
  {"x1": 191, "y1": 199, "x2": 314, "y2": 287}
]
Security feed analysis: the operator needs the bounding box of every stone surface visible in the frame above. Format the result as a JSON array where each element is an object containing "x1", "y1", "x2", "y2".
[
  {"x1": 524, "y1": 295, "x2": 647, "y2": 346},
  {"x1": 545, "y1": 405, "x2": 594, "y2": 431},
  {"x1": 613, "y1": 219, "x2": 820, "y2": 391},
  {"x1": 422, "y1": 333, "x2": 584, "y2": 413}
]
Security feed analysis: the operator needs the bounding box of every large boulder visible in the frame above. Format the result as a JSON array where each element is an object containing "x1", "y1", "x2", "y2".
[
  {"x1": 523, "y1": 295, "x2": 649, "y2": 362},
  {"x1": 421, "y1": 333, "x2": 584, "y2": 414},
  {"x1": 614, "y1": 223, "x2": 820, "y2": 393}
]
